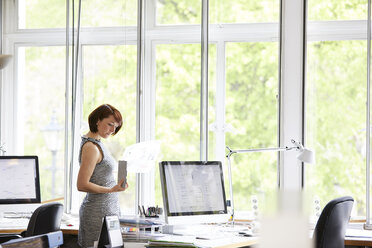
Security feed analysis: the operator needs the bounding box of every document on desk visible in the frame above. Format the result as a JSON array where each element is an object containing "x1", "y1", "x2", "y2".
[
  {"x1": 147, "y1": 239, "x2": 197, "y2": 247},
  {"x1": 194, "y1": 236, "x2": 257, "y2": 248},
  {"x1": 0, "y1": 217, "x2": 29, "y2": 228},
  {"x1": 346, "y1": 228, "x2": 372, "y2": 238},
  {"x1": 148, "y1": 235, "x2": 257, "y2": 248}
]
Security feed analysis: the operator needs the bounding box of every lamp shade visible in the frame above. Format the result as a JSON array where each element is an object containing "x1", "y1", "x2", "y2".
[
  {"x1": 297, "y1": 148, "x2": 315, "y2": 164},
  {"x1": 0, "y1": 55, "x2": 12, "y2": 69}
]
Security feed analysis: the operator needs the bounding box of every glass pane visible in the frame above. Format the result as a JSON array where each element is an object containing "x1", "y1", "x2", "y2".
[
  {"x1": 19, "y1": 0, "x2": 136, "y2": 29},
  {"x1": 156, "y1": 0, "x2": 201, "y2": 25},
  {"x1": 80, "y1": 0, "x2": 137, "y2": 27},
  {"x1": 306, "y1": 40, "x2": 366, "y2": 217},
  {"x1": 19, "y1": 0, "x2": 66, "y2": 29},
  {"x1": 210, "y1": 0, "x2": 279, "y2": 24},
  {"x1": 225, "y1": 42, "x2": 279, "y2": 218},
  {"x1": 82, "y1": 45, "x2": 137, "y2": 214},
  {"x1": 19, "y1": 46, "x2": 66, "y2": 202},
  {"x1": 308, "y1": 0, "x2": 367, "y2": 21},
  {"x1": 208, "y1": 45, "x2": 217, "y2": 161},
  {"x1": 156, "y1": 0, "x2": 279, "y2": 25},
  {"x1": 154, "y1": 43, "x2": 201, "y2": 205},
  {"x1": 155, "y1": 43, "x2": 201, "y2": 161}
]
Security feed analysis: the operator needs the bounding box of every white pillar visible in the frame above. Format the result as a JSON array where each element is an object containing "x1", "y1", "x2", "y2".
[{"x1": 279, "y1": 0, "x2": 307, "y2": 191}]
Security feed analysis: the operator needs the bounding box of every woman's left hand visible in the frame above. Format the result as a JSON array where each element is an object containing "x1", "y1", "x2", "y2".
[{"x1": 110, "y1": 179, "x2": 128, "y2": 192}]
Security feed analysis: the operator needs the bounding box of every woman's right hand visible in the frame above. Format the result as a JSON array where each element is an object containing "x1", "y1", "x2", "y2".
[{"x1": 110, "y1": 179, "x2": 128, "y2": 193}]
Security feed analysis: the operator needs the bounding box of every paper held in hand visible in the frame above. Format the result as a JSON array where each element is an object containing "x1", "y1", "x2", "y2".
[
  {"x1": 117, "y1": 160, "x2": 127, "y2": 187},
  {"x1": 122, "y1": 140, "x2": 161, "y2": 173}
]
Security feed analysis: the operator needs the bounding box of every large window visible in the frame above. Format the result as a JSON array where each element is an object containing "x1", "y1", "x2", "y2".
[
  {"x1": 225, "y1": 42, "x2": 278, "y2": 216},
  {"x1": 152, "y1": 0, "x2": 280, "y2": 217},
  {"x1": 81, "y1": 45, "x2": 137, "y2": 214},
  {"x1": 5, "y1": 0, "x2": 371, "y2": 220},
  {"x1": 154, "y1": 43, "x2": 202, "y2": 205},
  {"x1": 306, "y1": 40, "x2": 366, "y2": 216},
  {"x1": 306, "y1": 1, "x2": 368, "y2": 217},
  {"x1": 18, "y1": 46, "x2": 66, "y2": 201},
  {"x1": 5, "y1": 0, "x2": 280, "y2": 217},
  {"x1": 5, "y1": 0, "x2": 138, "y2": 214}
]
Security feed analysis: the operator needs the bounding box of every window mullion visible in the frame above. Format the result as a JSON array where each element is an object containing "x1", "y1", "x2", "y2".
[{"x1": 279, "y1": 0, "x2": 307, "y2": 190}]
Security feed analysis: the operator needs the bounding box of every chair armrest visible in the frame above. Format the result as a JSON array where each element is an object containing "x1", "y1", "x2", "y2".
[{"x1": 0, "y1": 234, "x2": 23, "y2": 243}]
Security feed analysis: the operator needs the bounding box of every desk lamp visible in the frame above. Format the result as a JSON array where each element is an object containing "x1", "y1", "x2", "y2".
[{"x1": 225, "y1": 139, "x2": 315, "y2": 222}]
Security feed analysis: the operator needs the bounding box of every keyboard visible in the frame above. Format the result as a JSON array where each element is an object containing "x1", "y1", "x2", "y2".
[
  {"x1": 0, "y1": 217, "x2": 29, "y2": 228},
  {"x1": 2, "y1": 211, "x2": 33, "y2": 218},
  {"x1": 173, "y1": 224, "x2": 252, "y2": 240}
]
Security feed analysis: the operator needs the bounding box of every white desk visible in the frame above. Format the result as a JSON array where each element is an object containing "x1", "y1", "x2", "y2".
[
  {"x1": 0, "y1": 216, "x2": 256, "y2": 248},
  {"x1": 124, "y1": 235, "x2": 257, "y2": 248},
  {"x1": 156, "y1": 235, "x2": 257, "y2": 248},
  {"x1": 123, "y1": 222, "x2": 372, "y2": 248},
  {"x1": 0, "y1": 214, "x2": 79, "y2": 235},
  {"x1": 123, "y1": 223, "x2": 257, "y2": 248},
  {"x1": 345, "y1": 223, "x2": 372, "y2": 247},
  {"x1": 4, "y1": 218, "x2": 372, "y2": 248}
]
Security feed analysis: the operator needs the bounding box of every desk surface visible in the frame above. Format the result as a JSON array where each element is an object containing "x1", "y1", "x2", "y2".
[
  {"x1": 345, "y1": 224, "x2": 372, "y2": 246},
  {"x1": 2, "y1": 218, "x2": 372, "y2": 248},
  {"x1": 0, "y1": 217, "x2": 255, "y2": 248},
  {"x1": 146, "y1": 235, "x2": 257, "y2": 248},
  {"x1": 0, "y1": 214, "x2": 79, "y2": 235},
  {"x1": 0, "y1": 225, "x2": 78, "y2": 235},
  {"x1": 345, "y1": 237, "x2": 372, "y2": 246}
]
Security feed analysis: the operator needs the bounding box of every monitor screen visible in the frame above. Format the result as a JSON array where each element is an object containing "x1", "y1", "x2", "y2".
[
  {"x1": 159, "y1": 161, "x2": 229, "y2": 225},
  {"x1": 0, "y1": 156, "x2": 41, "y2": 204}
]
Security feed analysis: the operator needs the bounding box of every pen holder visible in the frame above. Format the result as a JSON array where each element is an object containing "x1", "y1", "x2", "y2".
[{"x1": 138, "y1": 205, "x2": 163, "y2": 218}]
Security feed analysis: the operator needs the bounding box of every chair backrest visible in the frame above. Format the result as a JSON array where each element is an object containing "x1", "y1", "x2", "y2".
[
  {"x1": 313, "y1": 196, "x2": 354, "y2": 248},
  {"x1": 25, "y1": 202, "x2": 63, "y2": 237}
]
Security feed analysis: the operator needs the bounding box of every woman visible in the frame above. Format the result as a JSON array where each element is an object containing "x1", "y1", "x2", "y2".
[{"x1": 77, "y1": 104, "x2": 128, "y2": 248}]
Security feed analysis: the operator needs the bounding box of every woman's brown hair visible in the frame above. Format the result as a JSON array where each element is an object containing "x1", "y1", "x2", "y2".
[{"x1": 88, "y1": 104, "x2": 123, "y2": 135}]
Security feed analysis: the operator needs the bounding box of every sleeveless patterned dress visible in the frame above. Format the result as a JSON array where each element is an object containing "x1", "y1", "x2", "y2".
[{"x1": 78, "y1": 136, "x2": 120, "y2": 248}]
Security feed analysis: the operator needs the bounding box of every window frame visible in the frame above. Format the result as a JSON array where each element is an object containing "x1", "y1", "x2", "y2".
[{"x1": 2, "y1": 0, "x2": 369, "y2": 215}]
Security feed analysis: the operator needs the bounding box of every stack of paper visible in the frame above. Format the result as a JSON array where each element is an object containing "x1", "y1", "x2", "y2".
[
  {"x1": 146, "y1": 239, "x2": 197, "y2": 247},
  {"x1": 120, "y1": 217, "x2": 164, "y2": 242}
]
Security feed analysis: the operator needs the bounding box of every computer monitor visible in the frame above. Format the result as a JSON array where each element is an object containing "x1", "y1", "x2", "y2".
[
  {"x1": 159, "y1": 161, "x2": 229, "y2": 225},
  {"x1": 0, "y1": 156, "x2": 41, "y2": 211}
]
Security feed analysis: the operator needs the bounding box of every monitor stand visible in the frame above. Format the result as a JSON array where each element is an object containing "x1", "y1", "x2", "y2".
[{"x1": 160, "y1": 224, "x2": 174, "y2": 234}]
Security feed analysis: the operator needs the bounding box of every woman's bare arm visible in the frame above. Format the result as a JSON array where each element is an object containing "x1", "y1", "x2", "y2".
[{"x1": 77, "y1": 142, "x2": 127, "y2": 193}]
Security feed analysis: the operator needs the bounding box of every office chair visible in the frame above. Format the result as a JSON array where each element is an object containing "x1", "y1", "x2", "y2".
[
  {"x1": 23, "y1": 202, "x2": 64, "y2": 237},
  {"x1": 0, "y1": 202, "x2": 64, "y2": 244},
  {"x1": 313, "y1": 196, "x2": 354, "y2": 248}
]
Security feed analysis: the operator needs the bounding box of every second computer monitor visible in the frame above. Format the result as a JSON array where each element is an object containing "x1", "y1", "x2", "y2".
[
  {"x1": 159, "y1": 161, "x2": 229, "y2": 225},
  {"x1": 0, "y1": 156, "x2": 41, "y2": 204}
]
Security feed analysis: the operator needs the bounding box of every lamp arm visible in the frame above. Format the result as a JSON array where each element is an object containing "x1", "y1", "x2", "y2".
[
  {"x1": 226, "y1": 145, "x2": 299, "y2": 155},
  {"x1": 226, "y1": 146, "x2": 236, "y2": 159},
  {"x1": 225, "y1": 142, "x2": 302, "y2": 223}
]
